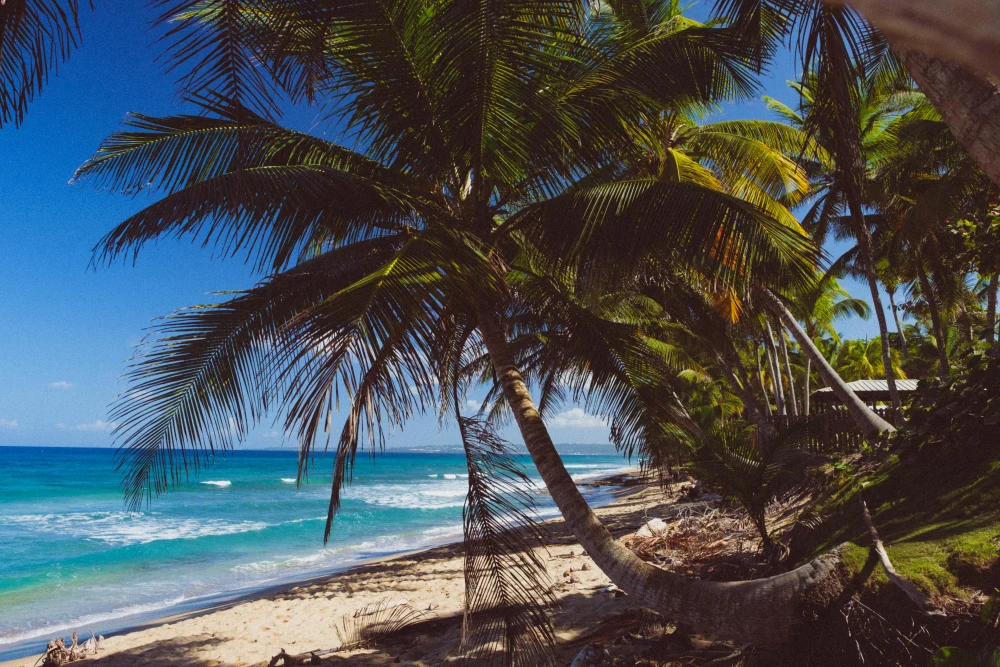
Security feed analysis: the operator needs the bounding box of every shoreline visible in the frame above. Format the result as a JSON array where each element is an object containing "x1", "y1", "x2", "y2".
[{"x1": 0, "y1": 469, "x2": 648, "y2": 665}]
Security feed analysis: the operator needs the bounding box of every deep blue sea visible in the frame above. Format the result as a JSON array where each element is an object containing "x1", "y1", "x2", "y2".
[{"x1": 0, "y1": 446, "x2": 628, "y2": 659}]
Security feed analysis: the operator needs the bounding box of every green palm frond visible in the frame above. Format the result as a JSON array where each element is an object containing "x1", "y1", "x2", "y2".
[
  {"x1": 459, "y1": 416, "x2": 555, "y2": 667},
  {"x1": 154, "y1": 0, "x2": 281, "y2": 117},
  {"x1": 91, "y1": 164, "x2": 417, "y2": 271},
  {"x1": 0, "y1": 0, "x2": 84, "y2": 127},
  {"x1": 689, "y1": 420, "x2": 809, "y2": 543},
  {"x1": 516, "y1": 179, "x2": 817, "y2": 292},
  {"x1": 111, "y1": 237, "x2": 405, "y2": 509},
  {"x1": 73, "y1": 101, "x2": 402, "y2": 195}
]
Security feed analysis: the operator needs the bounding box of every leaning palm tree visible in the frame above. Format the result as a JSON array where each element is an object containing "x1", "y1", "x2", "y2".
[
  {"x1": 78, "y1": 0, "x2": 853, "y2": 648},
  {"x1": 786, "y1": 265, "x2": 870, "y2": 414}
]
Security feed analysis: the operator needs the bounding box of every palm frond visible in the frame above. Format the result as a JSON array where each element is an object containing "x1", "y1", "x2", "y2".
[
  {"x1": 334, "y1": 599, "x2": 433, "y2": 651},
  {"x1": 459, "y1": 415, "x2": 555, "y2": 667},
  {"x1": 0, "y1": 0, "x2": 84, "y2": 127},
  {"x1": 154, "y1": 0, "x2": 281, "y2": 117},
  {"x1": 111, "y1": 237, "x2": 404, "y2": 509},
  {"x1": 515, "y1": 179, "x2": 817, "y2": 293}
]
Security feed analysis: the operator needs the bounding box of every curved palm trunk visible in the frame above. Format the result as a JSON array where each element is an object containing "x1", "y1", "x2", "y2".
[
  {"x1": 759, "y1": 289, "x2": 895, "y2": 437},
  {"x1": 895, "y1": 50, "x2": 1000, "y2": 189},
  {"x1": 916, "y1": 256, "x2": 950, "y2": 376},
  {"x1": 848, "y1": 202, "x2": 903, "y2": 422},
  {"x1": 477, "y1": 311, "x2": 844, "y2": 645}
]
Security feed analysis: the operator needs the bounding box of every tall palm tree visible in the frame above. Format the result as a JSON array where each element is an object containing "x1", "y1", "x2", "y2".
[
  {"x1": 77, "y1": 0, "x2": 849, "y2": 646},
  {"x1": 712, "y1": 0, "x2": 1000, "y2": 206},
  {"x1": 766, "y1": 75, "x2": 912, "y2": 419}
]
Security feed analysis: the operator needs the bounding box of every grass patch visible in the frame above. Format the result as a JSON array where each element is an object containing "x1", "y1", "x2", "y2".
[{"x1": 794, "y1": 446, "x2": 1000, "y2": 599}]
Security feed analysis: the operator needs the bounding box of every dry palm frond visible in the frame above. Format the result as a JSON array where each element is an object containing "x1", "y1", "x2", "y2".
[
  {"x1": 459, "y1": 416, "x2": 555, "y2": 667},
  {"x1": 332, "y1": 599, "x2": 432, "y2": 652}
]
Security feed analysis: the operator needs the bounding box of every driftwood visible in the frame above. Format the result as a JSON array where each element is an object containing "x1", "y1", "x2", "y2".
[
  {"x1": 36, "y1": 630, "x2": 103, "y2": 666},
  {"x1": 858, "y1": 486, "x2": 945, "y2": 615},
  {"x1": 825, "y1": 0, "x2": 1000, "y2": 78}
]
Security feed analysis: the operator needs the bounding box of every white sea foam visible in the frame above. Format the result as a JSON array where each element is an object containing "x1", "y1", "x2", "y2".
[
  {"x1": 443, "y1": 474, "x2": 457, "y2": 480},
  {"x1": 280, "y1": 478, "x2": 297, "y2": 484},
  {"x1": 229, "y1": 523, "x2": 464, "y2": 577},
  {"x1": 0, "y1": 596, "x2": 191, "y2": 647},
  {"x1": 201, "y1": 480, "x2": 232, "y2": 488},
  {"x1": 344, "y1": 481, "x2": 469, "y2": 509},
  {"x1": 427, "y1": 474, "x2": 438, "y2": 478},
  {"x1": 0, "y1": 512, "x2": 267, "y2": 546}
]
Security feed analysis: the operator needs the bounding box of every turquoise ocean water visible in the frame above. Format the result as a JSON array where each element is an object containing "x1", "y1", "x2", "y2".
[{"x1": 0, "y1": 446, "x2": 628, "y2": 659}]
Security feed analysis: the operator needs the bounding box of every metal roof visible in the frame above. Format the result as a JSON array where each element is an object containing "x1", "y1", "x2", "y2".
[{"x1": 812, "y1": 379, "x2": 919, "y2": 401}]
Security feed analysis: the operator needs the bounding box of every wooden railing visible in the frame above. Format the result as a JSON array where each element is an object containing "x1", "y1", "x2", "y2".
[{"x1": 768, "y1": 407, "x2": 892, "y2": 452}]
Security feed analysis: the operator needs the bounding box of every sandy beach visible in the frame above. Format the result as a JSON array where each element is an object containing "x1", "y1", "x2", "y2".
[{"x1": 2, "y1": 474, "x2": 691, "y2": 667}]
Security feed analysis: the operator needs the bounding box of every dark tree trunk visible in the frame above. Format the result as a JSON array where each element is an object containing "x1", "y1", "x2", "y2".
[
  {"x1": 759, "y1": 289, "x2": 896, "y2": 437},
  {"x1": 916, "y1": 256, "x2": 950, "y2": 376},
  {"x1": 477, "y1": 311, "x2": 845, "y2": 645}
]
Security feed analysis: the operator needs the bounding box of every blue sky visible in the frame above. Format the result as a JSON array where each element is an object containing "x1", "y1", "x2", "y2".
[{"x1": 0, "y1": 1, "x2": 886, "y2": 450}]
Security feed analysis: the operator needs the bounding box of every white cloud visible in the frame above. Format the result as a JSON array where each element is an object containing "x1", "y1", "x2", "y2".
[
  {"x1": 48, "y1": 381, "x2": 73, "y2": 390},
  {"x1": 466, "y1": 399, "x2": 482, "y2": 411},
  {"x1": 548, "y1": 408, "x2": 606, "y2": 429},
  {"x1": 0, "y1": 418, "x2": 18, "y2": 429},
  {"x1": 262, "y1": 430, "x2": 282, "y2": 439},
  {"x1": 74, "y1": 420, "x2": 117, "y2": 433}
]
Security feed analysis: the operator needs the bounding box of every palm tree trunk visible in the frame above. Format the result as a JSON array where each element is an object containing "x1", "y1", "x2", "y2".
[
  {"x1": 804, "y1": 356, "x2": 812, "y2": 417},
  {"x1": 755, "y1": 349, "x2": 774, "y2": 417},
  {"x1": 477, "y1": 310, "x2": 845, "y2": 645},
  {"x1": 848, "y1": 201, "x2": 903, "y2": 421},
  {"x1": 778, "y1": 329, "x2": 799, "y2": 417},
  {"x1": 718, "y1": 352, "x2": 773, "y2": 439},
  {"x1": 888, "y1": 289, "x2": 909, "y2": 357},
  {"x1": 894, "y1": 50, "x2": 1000, "y2": 189},
  {"x1": 986, "y1": 273, "x2": 998, "y2": 347},
  {"x1": 759, "y1": 288, "x2": 895, "y2": 437},
  {"x1": 916, "y1": 255, "x2": 950, "y2": 376},
  {"x1": 763, "y1": 322, "x2": 786, "y2": 416}
]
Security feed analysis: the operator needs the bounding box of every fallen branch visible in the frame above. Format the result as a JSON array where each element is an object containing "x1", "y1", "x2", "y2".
[{"x1": 858, "y1": 486, "x2": 945, "y2": 616}]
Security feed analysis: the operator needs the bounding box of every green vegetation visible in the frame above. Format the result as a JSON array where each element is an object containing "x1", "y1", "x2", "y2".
[
  {"x1": 798, "y1": 427, "x2": 1000, "y2": 601},
  {"x1": 6, "y1": 0, "x2": 1000, "y2": 662}
]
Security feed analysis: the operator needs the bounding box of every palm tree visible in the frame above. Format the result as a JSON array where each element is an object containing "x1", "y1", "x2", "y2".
[
  {"x1": 77, "y1": 0, "x2": 849, "y2": 647},
  {"x1": 785, "y1": 266, "x2": 870, "y2": 414},
  {"x1": 0, "y1": 1, "x2": 84, "y2": 128},
  {"x1": 712, "y1": 0, "x2": 1000, "y2": 205},
  {"x1": 835, "y1": 337, "x2": 906, "y2": 382},
  {"x1": 766, "y1": 75, "x2": 913, "y2": 420}
]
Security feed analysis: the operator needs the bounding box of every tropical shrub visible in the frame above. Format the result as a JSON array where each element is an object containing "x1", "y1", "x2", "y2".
[{"x1": 896, "y1": 353, "x2": 1000, "y2": 451}]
